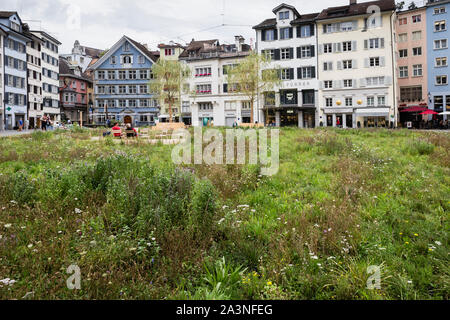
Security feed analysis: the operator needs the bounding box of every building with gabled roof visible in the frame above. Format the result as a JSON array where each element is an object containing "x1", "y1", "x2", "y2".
[{"x1": 88, "y1": 35, "x2": 159, "y2": 126}]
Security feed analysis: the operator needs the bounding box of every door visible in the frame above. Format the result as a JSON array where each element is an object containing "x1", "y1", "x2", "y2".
[{"x1": 225, "y1": 117, "x2": 235, "y2": 127}]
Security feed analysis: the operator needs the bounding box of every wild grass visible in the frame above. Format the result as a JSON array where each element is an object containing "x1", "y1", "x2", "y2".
[{"x1": 0, "y1": 127, "x2": 448, "y2": 300}]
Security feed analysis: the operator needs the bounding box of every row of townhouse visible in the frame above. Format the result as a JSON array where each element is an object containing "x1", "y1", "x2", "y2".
[
  {"x1": 253, "y1": 0, "x2": 449, "y2": 128},
  {"x1": 88, "y1": 0, "x2": 448, "y2": 128},
  {"x1": 0, "y1": 11, "x2": 61, "y2": 130}
]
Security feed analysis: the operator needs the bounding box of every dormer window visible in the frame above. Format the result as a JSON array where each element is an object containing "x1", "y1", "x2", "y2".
[
  {"x1": 122, "y1": 55, "x2": 132, "y2": 64},
  {"x1": 279, "y1": 11, "x2": 289, "y2": 20},
  {"x1": 10, "y1": 21, "x2": 20, "y2": 32}
]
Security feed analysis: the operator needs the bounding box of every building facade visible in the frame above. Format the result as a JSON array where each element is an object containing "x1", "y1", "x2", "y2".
[
  {"x1": 179, "y1": 37, "x2": 254, "y2": 126},
  {"x1": 316, "y1": 0, "x2": 397, "y2": 128},
  {"x1": 32, "y1": 31, "x2": 61, "y2": 123},
  {"x1": 24, "y1": 28, "x2": 43, "y2": 129},
  {"x1": 0, "y1": 28, "x2": 5, "y2": 130},
  {"x1": 396, "y1": 5, "x2": 428, "y2": 124},
  {"x1": 0, "y1": 12, "x2": 30, "y2": 130},
  {"x1": 254, "y1": 4, "x2": 319, "y2": 127},
  {"x1": 89, "y1": 36, "x2": 159, "y2": 126},
  {"x1": 426, "y1": 0, "x2": 449, "y2": 115},
  {"x1": 61, "y1": 40, "x2": 103, "y2": 72},
  {"x1": 59, "y1": 57, "x2": 92, "y2": 124}
]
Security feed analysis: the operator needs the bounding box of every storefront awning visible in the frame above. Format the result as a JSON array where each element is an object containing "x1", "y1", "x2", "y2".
[{"x1": 354, "y1": 108, "x2": 390, "y2": 117}]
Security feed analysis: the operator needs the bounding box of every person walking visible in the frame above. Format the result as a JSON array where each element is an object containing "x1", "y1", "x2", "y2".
[
  {"x1": 18, "y1": 119, "x2": 23, "y2": 131},
  {"x1": 41, "y1": 116, "x2": 47, "y2": 131}
]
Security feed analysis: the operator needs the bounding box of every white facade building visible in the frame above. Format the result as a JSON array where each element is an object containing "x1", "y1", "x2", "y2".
[
  {"x1": 32, "y1": 31, "x2": 61, "y2": 122},
  {"x1": 0, "y1": 29, "x2": 5, "y2": 130},
  {"x1": 25, "y1": 30, "x2": 43, "y2": 129},
  {"x1": 253, "y1": 4, "x2": 319, "y2": 127},
  {"x1": 317, "y1": 0, "x2": 398, "y2": 128},
  {"x1": 179, "y1": 37, "x2": 256, "y2": 127},
  {"x1": 61, "y1": 40, "x2": 103, "y2": 72}
]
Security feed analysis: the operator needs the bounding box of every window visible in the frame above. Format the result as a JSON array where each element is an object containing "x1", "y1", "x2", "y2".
[
  {"x1": 370, "y1": 57, "x2": 380, "y2": 67},
  {"x1": 124, "y1": 42, "x2": 130, "y2": 52},
  {"x1": 265, "y1": 30, "x2": 275, "y2": 41},
  {"x1": 323, "y1": 62, "x2": 333, "y2": 71},
  {"x1": 434, "y1": 7, "x2": 446, "y2": 14},
  {"x1": 199, "y1": 102, "x2": 213, "y2": 111},
  {"x1": 323, "y1": 43, "x2": 332, "y2": 53},
  {"x1": 280, "y1": 68, "x2": 290, "y2": 80},
  {"x1": 108, "y1": 70, "x2": 115, "y2": 80},
  {"x1": 369, "y1": 38, "x2": 382, "y2": 49},
  {"x1": 281, "y1": 48, "x2": 291, "y2": 60},
  {"x1": 413, "y1": 47, "x2": 422, "y2": 56},
  {"x1": 367, "y1": 96, "x2": 375, "y2": 106},
  {"x1": 299, "y1": 25, "x2": 311, "y2": 38},
  {"x1": 342, "y1": 41, "x2": 352, "y2": 52},
  {"x1": 302, "y1": 90, "x2": 315, "y2": 105},
  {"x1": 300, "y1": 46, "x2": 312, "y2": 58},
  {"x1": 196, "y1": 84, "x2": 212, "y2": 94},
  {"x1": 129, "y1": 70, "x2": 137, "y2": 79},
  {"x1": 139, "y1": 70, "x2": 148, "y2": 79},
  {"x1": 435, "y1": 20, "x2": 446, "y2": 32},
  {"x1": 377, "y1": 96, "x2": 385, "y2": 106},
  {"x1": 129, "y1": 85, "x2": 137, "y2": 94},
  {"x1": 436, "y1": 57, "x2": 448, "y2": 67},
  {"x1": 165, "y1": 48, "x2": 174, "y2": 56},
  {"x1": 118, "y1": 85, "x2": 126, "y2": 94},
  {"x1": 436, "y1": 75, "x2": 448, "y2": 85},
  {"x1": 398, "y1": 33, "x2": 407, "y2": 42},
  {"x1": 280, "y1": 27, "x2": 292, "y2": 40},
  {"x1": 280, "y1": 90, "x2": 298, "y2": 105},
  {"x1": 139, "y1": 85, "x2": 148, "y2": 94},
  {"x1": 399, "y1": 66, "x2": 408, "y2": 78},
  {"x1": 412, "y1": 15, "x2": 421, "y2": 23},
  {"x1": 324, "y1": 23, "x2": 338, "y2": 34},
  {"x1": 399, "y1": 49, "x2": 408, "y2": 58},
  {"x1": 97, "y1": 71, "x2": 105, "y2": 80},
  {"x1": 340, "y1": 21, "x2": 354, "y2": 32},
  {"x1": 324, "y1": 80, "x2": 333, "y2": 89},
  {"x1": 435, "y1": 39, "x2": 448, "y2": 49},
  {"x1": 263, "y1": 49, "x2": 274, "y2": 60},
  {"x1": 325, "y1": 98, "x2": 333, "y2": 107},
  {"x1": 343, "y1": 79, "x2": 353, "y2": 88},
  {"x1": 119, "y1": 99, "x2": 126, "y2": 107},
  {"x1": 412, "y1": 31, "x2": 422, "y2": 40},
  {"x1": 298, "y1": 66, "x2": 315, "y2": 79},
  {"x1": 400, "y1": 86, "x2": 422, "y2": 102},
  {"x1": 128, "y1": 99, "x2": 136, "y2": 107},
  {"x1": 279, "y1": 11, "x2": 289, "y2": 20},
  {"x1": 123, "y1": 55, "x2": 132, "y2": 64},
  {"x1": 343, "y1": 60, "x2": 353, "y2": 69},
  {"x1": 434, "y1": 96, "x2": 443, "y2": 110},
  {"x1": 110, "y1": 56, "x2": 116, "y2": 64},
  {"x1": 399, "y1": 17, "x2": 407, "y2": 25},
  {"x1": 195, "y1": 67, "x2": 212, "y2": 76},
  {"x1": 413, "y1": 64, "x2": 422, "y2": 77},
  {"x1": 140, "y1": 100, "x2": 149, "y2": 107},
  {"x1": 345, "y1": 97, "x2": 352, "y2": 107},
  {"x1": 138, "y1": 55, "x2": 145, "y2": 64}
]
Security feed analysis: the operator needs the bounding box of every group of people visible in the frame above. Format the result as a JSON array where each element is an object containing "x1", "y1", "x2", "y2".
[
  {"x1": 40, "y1": 115, "x2": 52, "y2": 131},
  {"x1": 106, "y1": 122, "x2": 138, "y2": 138}
]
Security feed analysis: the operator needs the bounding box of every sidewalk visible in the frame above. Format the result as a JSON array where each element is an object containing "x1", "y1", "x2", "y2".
[{"x1": 0, "y1": 130, "x2": 38, "y2": 138}]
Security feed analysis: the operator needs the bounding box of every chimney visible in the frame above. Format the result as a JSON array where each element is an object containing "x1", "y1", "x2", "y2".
[
  {"x1": 235, "y1": 35, "x2": 244, "y2": 52},
  {"x1": 350, "y1": 0, "x2": 357, "y2": 5}
]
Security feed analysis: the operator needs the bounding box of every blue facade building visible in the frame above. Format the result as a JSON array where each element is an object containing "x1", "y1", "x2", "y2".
[
  {"x1": 0, "y1": 11, "x2": 31, "y2": 130},
  {"x1": 90, "y1": 36, "x2": 160, "y2": 126},
  {"x1": 426, "y1": 0, "x2": 450, "y2": 114}
]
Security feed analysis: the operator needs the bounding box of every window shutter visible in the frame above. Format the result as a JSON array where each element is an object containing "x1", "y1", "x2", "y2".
[
  {"x1": 364, "y1": 40, "x2": 368, "y2": 49},
  {"x1": 335, "y1": 80, "x2": 342, "y2": 89},
  {"x1": 323, "y1": 24, "x2": 327, "y2": 33},
  {"x1": 261, "y1": 30, "x2": 266, "y2": 41},
  {"x1": 353, "y1": 79, "x2": 357, "y2": 88},
  {"x1": 297, "y1": 47, "x2": 301, "y2": 59},
  {"x1": 364, "y1": 58, "x2": 369, "y2": 68},
  {"x1": 318, "y1": 44, "x2": 323, "y2": 54},
  {"x1": 274, "y1": 29, "x2": 278, "y2": 40},
  {"x1": 337, "y1": 61, "x2": 342, "y2": 70},
  {"x1": 311, "y1": 66, "x2": 316, "y2": 78},
  {"x1": 289, "y1": 47, "x2": 294, "y2": 59},
  {"x1": 310, "y1": 45, "x2": 315, "y2": 57},
  {"x1": 329, "y1": 62, "x2": 333, "y2": 70},
  {"x1": 297, "y1": 26, "x2": 301, "y2": 38},
  {"x1": 310, "y1": 25, "x2": 315, "y2": 36},
  {"x1": 276, "y1": 69, "x2": 281, "y2": 79},
  {"x1": 352, "y1": 21, "x2": 358, "y2": 30},
  {"x1": 297, "y1": 67, "x2": 302, "y2": 79},
  {"x1": 380, "y1": 57, "x2": 385, "y2": 67},
  {"x1": 337, "y1": 43, "x2": 342, "y2": 52},
  {"x1": 319, "y1": 81, "x2": 323, "y2": 89},
  {"x1": 223, "y1": 84, "x2": 228, "y2": 93},
  {"x1": 289, "y1": 27, "x2": 293, "y2": 39},
  {"x1": 333, "y1": 43, "x2": 337, "y2": 52},
  {"x1": 380, "y1": 38, "x2": 385, "y2": 48},
  {"x1": 289, "y1": 68, "x2": 294, "y2": 80},
  {"x1": 353, "y1": 60, "x2": 357, "y2": 69},
  {"x1": 352, "y1": 41, "x2": 357, "y2": 51},
  {"x1": 274, "y1": 49, "x2": 280, "y2": 61}
]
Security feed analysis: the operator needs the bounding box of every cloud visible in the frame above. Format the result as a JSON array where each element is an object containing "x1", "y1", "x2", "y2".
[{"x1": 1, "y1": 0, "x2": 364, "y2": 53}]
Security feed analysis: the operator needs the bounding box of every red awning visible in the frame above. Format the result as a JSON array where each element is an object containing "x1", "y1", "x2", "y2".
[
  {"x1": 400, "y1": 106, "x2": 428, "y2": 113},
  {"x1": 419, "y1": 110, "x2": 439, "y2": 115}
]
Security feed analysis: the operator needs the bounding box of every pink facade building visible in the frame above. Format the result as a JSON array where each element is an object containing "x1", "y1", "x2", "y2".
[{"x1": 396, "y1": 6, "x2": 428, "y2": 122}]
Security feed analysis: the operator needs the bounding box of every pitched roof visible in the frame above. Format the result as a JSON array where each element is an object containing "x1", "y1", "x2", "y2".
[
  {"x1": 179, "y1": 39, "x2": 219, "y2": 58},
  {"x1": 253, "y1": 18, "x2": 277, "y2": 30},
  {"x1": 0, "y1": 11, "x2": 17, "y2": 18},
  {"x1": 126, "y1": 37, "x2": 159, "y2": 62},
  {"x1": 59, "y1": 57, "x2": 92, "y2": 83},
  {"x1": 179, "y1": 39, "x2": 251, "y2": 60},
  {"x1": 316, "y1": 0, "x2": 396, "y2": 21},
  {"x1": 272, "y1": 3, "x2": 301, "y2": 18},
  {"x1": 158, "y1": 42, "x2": 185, "y2": 49},
  {"x1": 291, "y1": 12, "x2": 320, "y2": 25}
]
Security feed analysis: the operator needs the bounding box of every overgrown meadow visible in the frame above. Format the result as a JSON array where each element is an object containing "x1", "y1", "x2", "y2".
[{"x1": 0, "y1": 127, "x2": 448, "y2": 300}]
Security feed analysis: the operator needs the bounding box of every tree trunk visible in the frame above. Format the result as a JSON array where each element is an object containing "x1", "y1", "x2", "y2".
[
  {"x1": 250, "y1": 99, "x2": 254, "y2": 124},
  {"x1": 168, "y1": 99, "x2": 173, "y2": 123}
]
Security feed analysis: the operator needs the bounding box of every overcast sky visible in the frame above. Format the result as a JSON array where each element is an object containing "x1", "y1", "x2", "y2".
[{"x1": 2, "y1": 0, "x2": 410, "y2": 53}]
